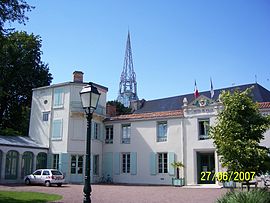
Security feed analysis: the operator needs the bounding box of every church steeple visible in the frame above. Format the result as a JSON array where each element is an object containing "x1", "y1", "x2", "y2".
[{"x1": 117, "y1": 31, "x2": 139, "y2": 107}]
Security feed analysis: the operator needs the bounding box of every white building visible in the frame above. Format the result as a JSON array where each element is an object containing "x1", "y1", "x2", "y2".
[
  {"x1": 104, "y1": 85, "x2": 270, "y2": 186},
  {"x1": 1, "y1": 72, "x2": 270, "y2": 186}
]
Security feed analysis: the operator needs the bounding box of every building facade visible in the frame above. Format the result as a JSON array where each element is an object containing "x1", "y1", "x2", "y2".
[{"x1": 1, "y1": 74, "x2": 270, "y2": 186}]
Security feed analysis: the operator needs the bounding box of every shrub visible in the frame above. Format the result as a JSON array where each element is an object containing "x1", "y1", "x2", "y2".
[{"x1": 216, "y1": 189, "x2": 270, "y2": 203}]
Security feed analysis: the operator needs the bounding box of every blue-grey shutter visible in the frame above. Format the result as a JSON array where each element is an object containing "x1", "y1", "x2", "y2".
[
  {"x1": 102, "y1": 152, "x2": 113, "y2": 177},
  {"x1": 168, "y1": 152, "x2": 175, "y2": 175},
  {"x1": 99, "y1": 124, "x2": 103, "y2": 141},
  {"x1": 47, "y1": 153, "x2": 52, "y2": 168},
  {"x1": 131, "y1": 152, "x2": 137, "y2": 175},
  {"x1": 114, "y1": 152, "x2": 120, "y2": 175},
  {"x1": 59, "y1": 153, "x2": 69, "y2": 178},
  {"x1": 90, "y1": 154, "x2": 93, "y2": 178},
  {"x1": 150, "y1": 152, "x2": 156, "y2": 175},
  {"x1": 91, "y1": 121, "x2": 94, "y2": 139}
]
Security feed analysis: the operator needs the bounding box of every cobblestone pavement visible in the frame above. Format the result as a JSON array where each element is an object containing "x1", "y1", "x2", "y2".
[{"x1": 0, "y1": 184, "x2": 228, "y2": 203}]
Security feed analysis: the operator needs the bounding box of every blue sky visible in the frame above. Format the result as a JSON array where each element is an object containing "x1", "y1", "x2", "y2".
[{"x1": 11, "y1": 0, "x2": 270, "y2": 101}]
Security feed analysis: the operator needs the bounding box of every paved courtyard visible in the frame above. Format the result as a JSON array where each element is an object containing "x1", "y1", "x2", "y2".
[{"x1": 0, "y1": 184, "x2": 228, "y2": 203}]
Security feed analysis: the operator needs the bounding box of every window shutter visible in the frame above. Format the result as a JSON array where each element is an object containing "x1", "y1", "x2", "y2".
[
  {"x1": 168, "y1": 152, "x2": 175, "y2": 175},
  {"x1": 131, "y1": 152, "x2": 137, "y2": 175},
  {"x1": 97, "y1": 123, "x2": 101, "y2": 140},
  {"x1": 52, "y1": 119, "x2": 62, "y2": 139},
  {"x1": 47, "y1": 153, "x2": 52, "y2": 168},
  {"x1": 91, "y1": 121, "x2": 94, "y2": 139},
  {"x1": 90, "y1": 154, "x2": 93, "y2": 177},
  {"x1": 59, "y1": 153, "x2": 69, "y2": 177},
  {"x1": 114, "y1": 152, "x2": 120, "y2": 175},
  {"x1": 102, "y1": 152, "x2": 113, "y2": 177},
  {"x1": 150, "y1": 152, "x2": 156, "y2": 175},
  {"x1": 99, "y1": 125, "x2": 103, "y2": 141}
]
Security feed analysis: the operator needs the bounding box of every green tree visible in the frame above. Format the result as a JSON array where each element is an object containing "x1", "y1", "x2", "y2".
[
  {"x1": 0, "y1": 0, "x2": 33, "y2": 34},
  {"x1": 210, "y1": 87, "x2": 270, "y2": 190},
  {"x1": 0, "y1": 31, "x2": 52, "y2": 136},
  {"x1": 107, "y1": 100, "x2": 132, "y2": 115}
]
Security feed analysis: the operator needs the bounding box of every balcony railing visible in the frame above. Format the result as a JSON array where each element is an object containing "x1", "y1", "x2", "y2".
[
  {"x1": 70, "y1": 101, "x2": 106, "y2": 116},
  {"x1": 105, "y1": 139, "x2": 113, "y2": 144},
  {"x1": 157, "y1": 137, "x2": 167, "y2": 142},
  {"x1": 121, "y1": 138, "x2": 130, "y2": 144},
  {"x1": 199, "y1": 134, "x2": 209, "y2": 140}
]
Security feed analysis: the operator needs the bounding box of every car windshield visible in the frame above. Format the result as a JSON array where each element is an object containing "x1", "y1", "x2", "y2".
[{"x1": 51, "y1": 170, "x2": 62, "y2": 175}]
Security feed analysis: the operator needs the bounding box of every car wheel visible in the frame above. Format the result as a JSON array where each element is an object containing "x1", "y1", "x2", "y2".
[
  {"x1": 45, "y1": 181, "x2": 51, "y2": 187},
  {"x1": 25, "y1": 179, "x2": 31, "y2": 185},
  {"x1": 57, "y1": 183, "x2": 62, "y2": 187}
]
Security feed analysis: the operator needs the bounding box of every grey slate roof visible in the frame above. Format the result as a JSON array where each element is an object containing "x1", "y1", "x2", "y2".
[
  {"x1": 134, "y1": 83, "x2": 270, "y2": 114},
  {"x1": 0, "y1": 135, "x2": 47, "y2": 149}
]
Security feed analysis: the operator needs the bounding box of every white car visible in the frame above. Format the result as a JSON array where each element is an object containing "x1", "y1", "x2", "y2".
[{"x1": 24, "y1": 169, "x2": 65, "y2": 187}]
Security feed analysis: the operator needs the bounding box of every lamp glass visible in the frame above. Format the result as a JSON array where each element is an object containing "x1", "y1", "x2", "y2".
[{"x1": 80, "y1": 84, "x2": 100, "y2": 110}]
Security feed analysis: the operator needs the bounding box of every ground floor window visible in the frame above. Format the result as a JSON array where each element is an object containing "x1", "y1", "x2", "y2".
[
  {"x1": 0, "y1": 150, "x2": 2, "y2": 179},
  {"x1": 93, "y1": 155, "x2": 99, "y2": 175},
  {"x1": 21, "y1": 151, "x2": 33, "y2": 178},
  {"x1": 53, "y1": 154, "x2": 59, "y2": 169},
  {"x1": 158, "y1": 153, "x2": 168, "y2": 173},
  {"x1": 122, "y1": 153, "x2": 130, "y2": 174},
  {"x1": 36, "y1": 152, "x2": 47, "y2": 169},
  {"x1": 5, "y1": 150, "x2": 19, "y2": 179},
  {"x1": 70, "y1": 155, "x2": 83, "y2": 174}
]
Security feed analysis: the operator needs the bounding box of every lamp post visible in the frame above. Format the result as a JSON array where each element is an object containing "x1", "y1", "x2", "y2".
[{"x1": 80, "y1": 82, "x2": 101, "y2": 203}]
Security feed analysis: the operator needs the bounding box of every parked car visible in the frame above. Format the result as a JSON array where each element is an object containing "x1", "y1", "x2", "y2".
[{"x1": 24, "y1": 169, "x2": 65, "y2": 187}]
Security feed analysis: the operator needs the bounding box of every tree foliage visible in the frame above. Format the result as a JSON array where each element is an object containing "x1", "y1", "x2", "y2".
[
  {"x1": 210, "y1": 88, "x2": 270, "y2": 177},
  {"x1": 0, "y1": 31, "x2": 52, "y2": 135},
  {"x1": 0, "y1": 0, "x2": 33, "y2": 33},
  {"x1": 107, "y1": 100, "x2": 132, "y2": 115}
]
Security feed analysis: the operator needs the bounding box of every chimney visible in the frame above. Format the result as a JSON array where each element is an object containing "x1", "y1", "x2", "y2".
[
  {"x1": 73, "y1": 71, "x2": 84, "y2": 83},
  {"x1": 106, "y1": 104, "x2": 117, "y2": 117}
]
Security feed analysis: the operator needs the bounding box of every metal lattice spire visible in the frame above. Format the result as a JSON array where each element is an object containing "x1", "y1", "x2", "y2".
[{"x1": 117, "y1": 31, "x2": 139, "y2": 107}]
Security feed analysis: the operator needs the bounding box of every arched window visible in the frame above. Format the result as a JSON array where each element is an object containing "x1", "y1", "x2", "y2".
[
  {"x1": 36, "y1": 152, "x2": 47, "y2": 169},
  {"x1": 21, "y1": 151, "x2": 33, "y2": 178},
  {"x1": 0, "y1": 150, "x2": 2, "y2": 179},
  {"x1": 5, "y1": 150, "x2": 19, "y2": 179}
]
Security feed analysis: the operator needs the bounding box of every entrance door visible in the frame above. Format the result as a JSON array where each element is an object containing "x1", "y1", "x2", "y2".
[
  {"x1": 70, "y1": 155, "x2": 84, "y2": 183},
  {"x1": 197, "y1": 152, "x2": 215, "y2": 184}
]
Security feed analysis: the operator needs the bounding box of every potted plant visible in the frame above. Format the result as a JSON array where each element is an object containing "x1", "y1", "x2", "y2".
[{"x1": 171, "y1": 161, "x2": 185, "y2": 186}]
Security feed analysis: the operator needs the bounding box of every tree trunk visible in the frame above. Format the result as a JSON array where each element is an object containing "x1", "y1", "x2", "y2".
[{"x1": 177, "y1": 168, "x2": 179, "y2": 179}]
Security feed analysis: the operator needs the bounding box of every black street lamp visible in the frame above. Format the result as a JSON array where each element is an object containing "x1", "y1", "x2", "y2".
[{"x1": 80, "y1": 82, "x2": 101, "y2": 203}]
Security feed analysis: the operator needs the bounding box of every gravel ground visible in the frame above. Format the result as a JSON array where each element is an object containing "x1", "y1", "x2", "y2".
[{"x1": 0, "y1": 184, "x2": 228, "y2": 203}]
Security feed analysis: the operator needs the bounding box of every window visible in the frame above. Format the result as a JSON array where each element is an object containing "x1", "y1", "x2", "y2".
[
  {"x1": 5, "y1": 150, "x2": 19, "y2": 179},
  {"x1": 36, "y1": 152, "x2": 47, "y2": 169},
  {"x1": 42, "y1": 170, "x2": 50, "y2": 175},
  {"x1": 198, "y1": 119, "x2": 210, "y2": 140},
  {"x1": 122, "y1": 153, "x2": 130, "y2": 173},
  {"x1": 93, "y1": 122, "x2": 100, "y2": 139},
  {"x1": 33, "y1": 170, "x2": 42, "y2": 175},
  {"x1": 70, "y1": 155, "x2": 76, "y2": 174},
  {"x1": 21, "y1": 151, "x2": 33, "y2": 178},
  {"x1": 42, "y1": 112, "x2": 49, "y2": 121},
  {"x1": 93, "y1": 155, "x2": 99, "y2": 175},
  {"x1": 121, "y1": 124, "x2": 131, "y2": 144},
  {"x1": 52, "y1": 119, "x2": 63, "y2": 140},
  {"x1": 53, "y1": 88, "x2": 64, "y2": 108},
  {"x1": 158, "y1": 153, "x2": 168, "y2": 173},
  {"x1": 78, "y1": 156, "x2": 83, "y2": 174},
  {"x1": 157, "y1": 121, "x2": 167, "y2": 142},
  {"x1": 53, "y1": 154, "x2": 59, "y2": 169},
  {"x1": 70, "y1": 155, "x2": 83, "y2": 174},
  {"x1": 105, "y1": 126, "x2": 113, "y2": 144}
]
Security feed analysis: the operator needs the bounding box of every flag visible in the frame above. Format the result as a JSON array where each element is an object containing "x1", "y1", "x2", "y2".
[
  {"x1": 210, "y1": 78, "x2": 214, "y2": 99},
  {"x1": 194, "y1": 80, "x2": 199, "y2": 98}
]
